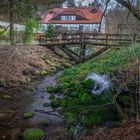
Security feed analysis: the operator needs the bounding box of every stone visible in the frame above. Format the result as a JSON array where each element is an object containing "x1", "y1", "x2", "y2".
[
  {"x1": 23, "y1": 112, "x2": 34, "y2": 119},
  {"x1": 2, "y1": 95, "x2": 12, "y2": 100},
  {"x1": 43, "y1": 102, "x2": 50, "y2": 107},
  {"x1": 23, "y1": 128, "x2": 45, "y2": 140}
]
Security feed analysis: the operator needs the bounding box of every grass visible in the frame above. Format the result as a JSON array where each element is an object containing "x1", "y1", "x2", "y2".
[
  {"x1": 59, "y1": 43, "x2": 140, "y2": 85},
  {"x1": 50, "y1": 43, "x2": 140, "y2": 136}
]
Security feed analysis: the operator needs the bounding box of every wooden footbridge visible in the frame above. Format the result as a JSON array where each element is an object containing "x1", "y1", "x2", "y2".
[{"x1": 38, "y1": 33, "x2": 137, "y2": 63}]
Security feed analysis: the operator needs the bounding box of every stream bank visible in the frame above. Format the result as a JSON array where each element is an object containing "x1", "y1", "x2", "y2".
[{"x1": 0, "y1": 44, "x2": 140, "y2": 140}]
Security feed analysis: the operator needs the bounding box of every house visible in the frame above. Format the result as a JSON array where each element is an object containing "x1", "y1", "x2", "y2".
[{"x1": 41, "y1": 7, "x2": 103, "y2": 32}]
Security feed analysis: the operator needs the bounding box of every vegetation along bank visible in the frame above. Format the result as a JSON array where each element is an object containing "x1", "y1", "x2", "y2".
[{"x1": 47, "y1": 43, "x2": 140, "y2": 139}]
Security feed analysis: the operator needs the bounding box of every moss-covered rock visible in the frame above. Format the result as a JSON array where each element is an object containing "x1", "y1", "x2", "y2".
[
  {"x1": 50, "y1": 98, "x2": 60, "y2": 107},
  {"x1": 38, "y1": 70, "x2": 48, "y2": 76},
  {"x1": 92, "y1": 96, "x2": 111, "y2": 106},
  {"x1": 68, "y1": 126, "x2": 77, "y2": 137},
  {"x1": 83, "y1": 79, "x2": 95, "y2": 89},
  {"x1": 49, "y1": 95, "x2": 55, "y2": 100},
  {"x1": 2, "y1": 95, "x2": 12, "y2": 100},
  {"x1": 80, "y1": 115, "x2": 92, "y2": 126},
  {"x1": 23, "y1": 112, "x2": 34, "y2": 119},
  {"x1": 23, "y1": 128, "x2": 45, "y2": 140},
  {"x1": 89, "y1": 113, "x2": 102, "y2": 124},
  {"x1": 80, "y1": 93, "x2": 92, "y2": 104},
  {"x1": 47, "y1": 86, "x2": 57, "y2": 93},
  {"x1": 60, "y1": 99, "x2": 67, "y2": 107},
  {"x1": 64, "y1": 112, "x2": 77, "y2": 125},
  {"x1": 119, "y1": 95, "x2": 131, "y2": 107},
  {"x1": 44, "y1": 59, "x2": 51, "y2": 65},
  {"x1": 43, "y1": 102, "x2": 50, "y2": 107},
  {"x1": 67, "y1": 98, "x2": 81, "y2": 107},
  {"x1": 98, "y1": 107, "x2": 119, "y2": 121}
]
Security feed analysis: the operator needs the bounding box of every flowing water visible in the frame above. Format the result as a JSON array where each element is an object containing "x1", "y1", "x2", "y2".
[
  {"x1": 0, "y1": 72, "x2": 66, "y2": 140},
  {"x1": 0, "y1": 72, "x2": 112, "y2": 140},
  {"x1": 86, "y1": 73, "x2": 111, "y2": 95}
]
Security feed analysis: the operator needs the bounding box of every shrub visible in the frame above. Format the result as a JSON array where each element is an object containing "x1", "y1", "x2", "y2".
[{"x1": 23, "y1": 17, "x2": 39, "y2": 43}]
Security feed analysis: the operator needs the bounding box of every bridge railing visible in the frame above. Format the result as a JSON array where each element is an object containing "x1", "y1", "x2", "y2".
[{"x1": 38, "y1": 33, "x2": 137, "y2": 46}]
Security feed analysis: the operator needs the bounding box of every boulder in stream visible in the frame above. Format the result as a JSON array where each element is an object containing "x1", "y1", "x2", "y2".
[{"x1": 23, "y1": 128, "x2": 45, "y2": 140}]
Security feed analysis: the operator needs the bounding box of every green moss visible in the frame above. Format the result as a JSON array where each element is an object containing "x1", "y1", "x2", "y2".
[
  {"x1": 60, "y1": 99, "x2": 67, "y2": 107},
  {"x1": 64, "y1": 112, "x2": 77, "y2": 125},
  {"x1": 59, "y1": 43, "x2": 140, "y2": 85},
  {"x1": 23, "y1": 112, "x2": 34, "y2": 119},
  {"x1": 80, "y1": 112, "x2": 102, "y2": 126},
  {"x1": 98, "y1": 107, "x2": 120, "y2": 121},
  {"x1": 80, "y1": 93, "x2": 92, "y2": 104},
  {"x1": 67, "y1": 98, "x2": 81, "y2": 107},
  {"x1": 83, "y1": 79, "x2": 95, "y2": 89},
  {"x1": 80, "y1": 115, "x2": 92, "y2": 126},
  {"x1": 56, "y1": 43, "x2": 140, "y2": 133},
  {"x1": 93, "y1": 98, "x2": 110, "y2": 106},
  {"x1": 38, "y1": 70, "x2": 48, "y2": 76},
  {"x1": 49, "y1": 95, "x2": 55, "y2": 100},
  {"x1": 68, "y1": 126, "x2": 77, "y2": 137},
  {"x1": 2, "y1": 95, "x2": 12, "y2": 100},
  {"x1": 23, "y1": 128, "x2": 45, "y2": 140},
  {"x1": 43, "y1": 102, "x2": 50, "y2": 107},
  {"x1": 44, "y1": 59, "x2": 51, "y2": 65},
  {"x1": 50, "y1": 98, "x2": 60, "y2": 107},
  {"x1": 47, "y1": 86, "x2": 57, "y2": 93},
  {"x1": 89, "y1": 113, "x2": 102, "y2": 124},
  {"x1": 119, "y1": 96, "x2": 131, "y2": 106}
]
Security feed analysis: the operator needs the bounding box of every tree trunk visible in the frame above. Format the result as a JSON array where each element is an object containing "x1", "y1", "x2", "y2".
[
  {"x1": 9, "y1": 0, "x2": 14, "y2": 45},
  {"x1": 116, "y1": 0, "x2": 140, "y2": 21}
]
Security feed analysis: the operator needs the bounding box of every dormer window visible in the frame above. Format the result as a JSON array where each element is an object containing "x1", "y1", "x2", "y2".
[
  {"x1": 91, "y1": 9, "x2": 97, "y2": 13},
  {"x1": 61, "y1": 15, "x2": 76, "y2": 21}
]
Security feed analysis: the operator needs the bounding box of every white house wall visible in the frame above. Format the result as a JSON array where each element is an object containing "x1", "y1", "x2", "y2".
[
  {"x1": 40, "y1": 23, "x2": 100, "y2": 32},
  {"x1": 0, "y1": 21, "x2": 25, "y2": 31}
]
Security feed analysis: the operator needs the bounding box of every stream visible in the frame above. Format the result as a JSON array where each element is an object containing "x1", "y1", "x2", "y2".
[{"x1": 0, "y1": 72, "x2": 66, "y2": 140}]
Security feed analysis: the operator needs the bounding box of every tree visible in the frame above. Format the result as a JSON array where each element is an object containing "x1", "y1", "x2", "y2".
[
  {"x1": 22, "y1": 17, "x2": 39, "y2": 43},
  {"x1": 115, "y1": 0, "x2": 140, "y2": 21},
  {"x1": 89, "y1": 0, "x2": 102, "y2": 8},
  {"x1": 67, "y1": 0, "x2": 76, "y2": 7},
  {"x1": 45, "y1": 24, "x2": 56, "y2": 39}
]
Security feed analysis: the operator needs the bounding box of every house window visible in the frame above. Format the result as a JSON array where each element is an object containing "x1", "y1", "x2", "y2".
[{"x1": 61, "y1": 15, "x2": 76, "y2": 21}]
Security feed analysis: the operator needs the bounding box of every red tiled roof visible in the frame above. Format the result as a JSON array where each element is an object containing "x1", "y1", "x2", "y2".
[{"x1": 41, "y1": 7, "x2": 103, "y2": 24}]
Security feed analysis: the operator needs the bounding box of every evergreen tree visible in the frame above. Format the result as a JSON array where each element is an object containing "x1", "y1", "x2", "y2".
[
  {"x1": 89, "y1": 0, "x2": 102, "y2": 8},
  {"x1": 67, "y1": 0, "x2": 76, "y2": 7}
]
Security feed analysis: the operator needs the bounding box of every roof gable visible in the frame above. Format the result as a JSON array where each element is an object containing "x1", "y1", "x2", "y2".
[{"x1": 41, "y1": 7, "x2": 103, "y2": 24}]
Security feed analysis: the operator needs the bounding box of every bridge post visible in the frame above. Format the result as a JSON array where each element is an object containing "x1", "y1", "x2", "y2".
[
  {"x1": 80, "y1": 33, "x2": 86, "y2": 62},
  {"x1": 132, "y1": 34, "x2": 137, "y2": 43},
  {"x1": 106, "y1": 34, "x2": 109, "y2": 47}
]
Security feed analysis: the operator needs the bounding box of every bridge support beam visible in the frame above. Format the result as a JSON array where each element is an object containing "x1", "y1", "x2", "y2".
[{"x1": 80, "y1": 44, "x2": 86, "y2": 62}]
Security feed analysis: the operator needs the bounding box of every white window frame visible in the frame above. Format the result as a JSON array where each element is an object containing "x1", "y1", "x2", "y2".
[{"x1": 61, "y1": 15, "x2": 76, "y2": 21}]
